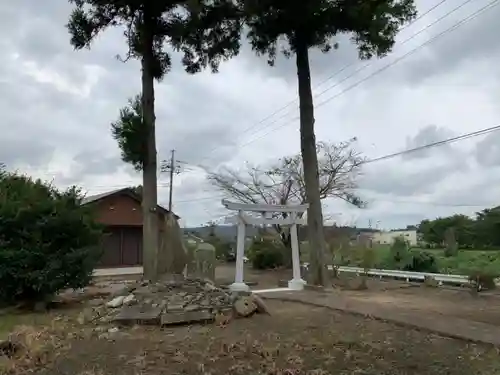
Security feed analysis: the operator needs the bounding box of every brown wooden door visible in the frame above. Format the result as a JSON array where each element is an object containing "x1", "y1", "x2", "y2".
[
  {"x1": 121, "y1": 227, "x2": 143, "y2": 266},
  {"x1": 100, "y1": 228, "x2": 122, "y2": 267}
]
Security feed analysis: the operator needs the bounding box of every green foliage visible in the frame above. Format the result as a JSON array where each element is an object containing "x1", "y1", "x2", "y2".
[
  {"x1": 0, "y1": 171, "x2": 103, "y2": 305},
  {"x1": 205, "y1": 235, "x2": 232, "y2": 261},
  {"x1": 443, "y1": 227, "x2": 458, "y2": 257},
  {"x1": 360, "y1": 246, "x2": 376, "y2": 272},
  {"x1": 418, "y1": 208, "x2": 500, "y2": 249},
  {"x1": 389, "y1": 236, "x2": 409, "y2": 264},
  {"x1": 403, "y1": 252, "x2": 438, "y2": 273},
  {"x1": 67, "y1": 0, "x2": 242, "y2": 77},
  {"x1": 111, "y1": 95, "x2": 147, "y2": 171},
  {"x1": 242, "y1": 0, "x2": 417, "y2": 64},
  {"x1": 248, "y1": 239, "x2": 284, "y2": 270}
]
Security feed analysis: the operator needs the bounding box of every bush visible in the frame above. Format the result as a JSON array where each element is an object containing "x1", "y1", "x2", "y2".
[
  {"x1": 248, "y1": 239, "x2": 284, "y2": 270},
  {"x1": 390, "y1": 236, "x2": 409, "y2": 263},
  {"x1": 0, "y1": 170, "x2": 103, "y2": 306},
  {"x1": 403, "y1": 251, "x2": 439, "y2": 273}
]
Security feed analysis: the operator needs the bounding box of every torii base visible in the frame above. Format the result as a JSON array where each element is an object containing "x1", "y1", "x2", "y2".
[
  {"x1": 288, "y1": 278, "x2": 306, "y2": 291},
  {"x1": 229, "y1": 282, "x2": 250, "y2": 293}
]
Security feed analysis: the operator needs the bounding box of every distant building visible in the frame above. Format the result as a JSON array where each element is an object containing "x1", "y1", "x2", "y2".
[{"x1": 372, "y1": 229, "x2": 417, "y2": 246}]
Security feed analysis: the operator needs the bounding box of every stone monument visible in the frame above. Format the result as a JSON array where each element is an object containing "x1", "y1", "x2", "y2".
[
  {"x1": 192, "y1": 242, "x2": 216, "y2": 282},
  {"x1": 158, "y1": 212, "x2": 188, "y2": 276}
]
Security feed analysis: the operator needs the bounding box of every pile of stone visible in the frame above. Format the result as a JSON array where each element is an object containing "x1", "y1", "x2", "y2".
[
  {"x1": 91, "y1": 275, "x2": 268, "y2": 327},
  {"x1": 84, "y1": 214, "x2": 268, "y2": 328}
]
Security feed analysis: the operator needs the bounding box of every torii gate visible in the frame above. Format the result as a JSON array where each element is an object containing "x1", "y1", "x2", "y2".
[{"x1": 221, "y1": 199, "x2": 308, "y2": 292}]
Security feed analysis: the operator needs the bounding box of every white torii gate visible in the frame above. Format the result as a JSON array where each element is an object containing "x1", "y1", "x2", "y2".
[{"x1": 221, "y1": 199, "x2": 308, "y2": 292}]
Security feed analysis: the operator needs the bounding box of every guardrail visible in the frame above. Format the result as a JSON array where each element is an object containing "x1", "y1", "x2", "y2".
[
  {"x1": 302, "y1": 263, "x2": 470, "y2": 286},
  {"x1": 337, "y1": 266, "x2": 468, "y2": 285}
]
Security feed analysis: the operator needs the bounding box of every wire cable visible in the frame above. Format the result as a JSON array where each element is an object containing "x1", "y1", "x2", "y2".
[
  {"x1": 174, "y1": 122, "x2": 500, "y2": 203},
  {"x1": 218, "y1": 0, "x2": 500, "y2": 154},
  {"x1": 200, "y1": 0, "x2": 477, "y2": 159}
]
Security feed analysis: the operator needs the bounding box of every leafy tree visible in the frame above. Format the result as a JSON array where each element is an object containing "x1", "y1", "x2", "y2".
[
  {"x1": 67, "y1": 0, "x2": 241, "y2": 280},
  {"x1": 111, "y1": 95, "x2": 146, "y2": 172},
  {"x1": 208, "y1": 139, "x2": 365, "y2": 263},
  {"x1": 444, "y1": 227, "x2": 458, "y2": 257},
  {"x1": 474, "y1": 207, "x2": 500, "y2": 248},
  {"x1": 241, "y1": 0, "x2": 417, "y2": 285},
  {"x1": 0, "y1": 170, "x2": 103, "y2": 306},
  {"x1": 419, "y1": 215, "x2": 475, "y2": 247}
]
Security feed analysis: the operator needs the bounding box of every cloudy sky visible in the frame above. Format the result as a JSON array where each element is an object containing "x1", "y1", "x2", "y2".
[{"x1": 1, "y1": 0, "x2": 500, "y2": 229}]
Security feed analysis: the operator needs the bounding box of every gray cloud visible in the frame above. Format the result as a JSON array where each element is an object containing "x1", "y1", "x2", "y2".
[
  {"x1": 474, "y1": 130, "x2": 500, "y2": 167},
  {"x1": 402, "y1": 124, "x2": 455, "y2": 160},
  {"x1": 395, "y1": 1, "x2": 500, "y2": 85},
  {"x1": 1, "y1": 0, "x2": 500, "y2": 229}
]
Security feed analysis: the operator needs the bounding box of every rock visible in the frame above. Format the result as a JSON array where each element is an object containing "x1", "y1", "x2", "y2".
[
  {"x1": 423, "y1": 276, "x2": 439, "y2": 288},
  {"x1": 161, "y1": 310, "x2": 214, "y2": 326},
  {"x1": 233, "y1": 296, "x2": 258, "y2": 317},
  {"x1": 113, "y1": 305, "x2": 163, "y2": 326},
  {"x1": 123, "y1": 294, "x2": 136, "y2": 305},
  {"x1": 166, "y1": 303, "x2": 184, "y2": 312},
  {"x1": 250, "y1": 294, "x2": 271, "y2": 315},
  {"x1": 77, "y1": 308, "x2": 95, "y2": 325},
  {"x1": 107, "y1": 296, "x2": 126, "y2": 308},
  {"x1": 184, "y1": 304, "x2": 200, "y2": 312}
]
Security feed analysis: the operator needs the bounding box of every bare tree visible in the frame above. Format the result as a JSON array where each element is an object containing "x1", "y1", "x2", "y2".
[{"x1": 207, "y1": 138, "x2": 365, "y2": 259}]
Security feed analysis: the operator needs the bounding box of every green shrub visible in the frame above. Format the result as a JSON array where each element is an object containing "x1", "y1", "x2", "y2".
[
  {"x1": 390, "y1": 236, "x2": 409, "y2": 263},
  {"x1": 403, "y1": 251, "x2": 439, "y2": 273},
  {"x1": 0, "y1": 170, "x2": 103, "y2": 306},
  {"x1": 248, "y1": 239, "x2": 284, "y2": 270}
]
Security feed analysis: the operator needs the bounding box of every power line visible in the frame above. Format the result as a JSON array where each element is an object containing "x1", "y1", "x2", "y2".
[
  {"x1": 363, "y1": 124, "x2": 500, "y2": 165},
  {"x1": 232, "y1": 0, "x2": 499, "y2": 151},
  {"x1": 173, "y1": 122, "x2": 500, "y2": 204},
  {"x1": 200, "y1": 0, "x2": 474, "y2": 160}
]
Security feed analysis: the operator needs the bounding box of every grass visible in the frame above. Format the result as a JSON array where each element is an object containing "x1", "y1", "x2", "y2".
[
  {"x1": 372, "y1": 245, "x2": 500, "y2": 274},
  {"x1": 300, "y1": 242, "x2": 500, "y2": 275}
]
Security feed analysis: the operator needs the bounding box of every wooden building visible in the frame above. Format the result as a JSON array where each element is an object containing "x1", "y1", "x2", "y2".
[{"x1": 82, "y1": 188, "x2": 177, "y2": 268}]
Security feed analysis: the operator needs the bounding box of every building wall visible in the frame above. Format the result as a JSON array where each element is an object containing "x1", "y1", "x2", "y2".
[
  {"x1": 92, "y1": 193, "x2": 165, "y2": 228},
  {"x1": 373, "y1": 230, "x2": 417, "y2": 246}
]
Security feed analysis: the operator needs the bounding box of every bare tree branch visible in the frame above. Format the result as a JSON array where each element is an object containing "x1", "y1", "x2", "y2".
[{"x1": 206, "y1": 139, "x2": 365, "y2": 251}]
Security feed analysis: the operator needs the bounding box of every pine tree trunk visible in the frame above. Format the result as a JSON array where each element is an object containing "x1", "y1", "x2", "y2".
[
  {"x1": 295, "y1": 40, "x2": 328, "y2": 287},
  {"x1": 140, "y1": 13, "x2": 159, "y2": 282}
]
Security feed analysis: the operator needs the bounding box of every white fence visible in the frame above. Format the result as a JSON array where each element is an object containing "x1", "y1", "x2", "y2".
[
  {"x1": 302, "y1": 263, "x2": 470, "y2": 286},
  {"x1": 337, "y1": 266, "x2": 468, "y2": 285}
]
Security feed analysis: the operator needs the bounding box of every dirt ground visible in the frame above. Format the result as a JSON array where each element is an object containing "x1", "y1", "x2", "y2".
[
  {"x1": 215, "y1": 264, "x2": 500, "y2": 325},
  {"x1": 3, "y1": 266, "x2": 500, "y2": 375},
  {"x1": 17, "y1": 301, "x2": 499, "y2": 375}
]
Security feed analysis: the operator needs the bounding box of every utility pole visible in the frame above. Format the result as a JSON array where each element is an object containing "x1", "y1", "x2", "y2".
[
  {"x1": 168, "y1": 149, "x2": 175, "y2": 211},
  {"x1": 160, "y1": 150, "x2": 182, "y2": 212}
]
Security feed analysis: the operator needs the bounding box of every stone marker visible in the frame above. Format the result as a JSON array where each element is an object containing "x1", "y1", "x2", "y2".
[
  {"x1": 234, "y1": 296, "x2": 258, "y2": 317},
  {"x1": 113, "y1": 305, "x2": 163, "y2": 326},
  {"x1": 159, "y1": 213, "x2": 188, "y2": 276},
  {"x1": 161, "y1": 310, "x2": 214, "y2": 326},
  {"x1": 192, "y1": 243, "x2": 216, "y2": 282}
]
